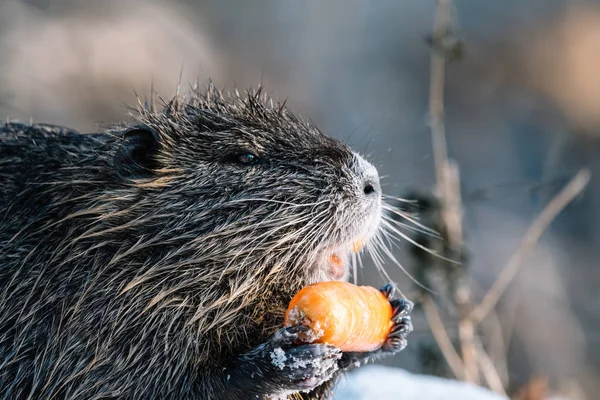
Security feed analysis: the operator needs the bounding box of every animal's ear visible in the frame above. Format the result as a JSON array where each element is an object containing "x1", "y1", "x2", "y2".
[{"x1": 113, "y1": 126, "x2": 160, "y2": 179}]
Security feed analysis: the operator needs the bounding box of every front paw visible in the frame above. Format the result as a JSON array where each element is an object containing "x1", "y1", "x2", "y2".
[
  {"x1": 232, "y1": 326, "x2": 342, "y2": 396},
  {"x1": 269, "y1": 338, "x2": 342, "y2": 391},
  {"x1": 339, "y1": 283, "x2": 413, "y2": 370}
]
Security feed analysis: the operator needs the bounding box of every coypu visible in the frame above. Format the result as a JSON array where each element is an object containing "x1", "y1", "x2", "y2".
[{"x1": 0, "y1": 85, "x2": 413, "y2": 399}]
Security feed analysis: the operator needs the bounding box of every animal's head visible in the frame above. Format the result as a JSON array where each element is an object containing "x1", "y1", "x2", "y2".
[{"x1": 111, "y1": 86, "x2": 383, "y2": 284}]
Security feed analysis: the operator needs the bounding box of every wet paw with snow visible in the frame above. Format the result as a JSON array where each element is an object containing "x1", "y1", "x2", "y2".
[
  {"x1": 268, "y1": 327, "x2": 342, "y2": 391},
  {"x1": 227, "y1": 326, "x2": 342, "y2": 397}
]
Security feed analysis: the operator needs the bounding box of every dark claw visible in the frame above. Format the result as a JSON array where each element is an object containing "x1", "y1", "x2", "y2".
[
  {"x1": 379, "y1": 283, "x2": 396, "y2": 300},
  {"x1": 391, "y1": 298, "x2": 414, "y2": 320},
  {"x1": 286, "y1": 326, "x2": 310, "y2": 334},
  {"x1": 270, "y1": 326, "x2": 308, "y2": 348},
  {"x1": 389, "y1": 316, "x2": 413, "y2": 337},
  {"x1": 382, "y1": 336, "x2": 407, "y2": 353}
]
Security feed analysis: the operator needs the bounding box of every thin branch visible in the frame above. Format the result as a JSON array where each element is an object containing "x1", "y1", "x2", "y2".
[
  {"x1": 429, "y1": 0, "x2": 451, "y2": 197},
  {"x1": 481, "y1": 307, "x2": 509, "y2": 388},
  {"x1": 421, "y1": 295, "x2": 466, "y2": 381},
  {"x1": 469, "y1": 278, "x2": 509, "y2": 387},
  {"x1": 457, "y1": 295, "x2": 479, "y2": 384},
  {"x1": 429, "y1": 0, "x2": 479, "y2": 384},
  {"x1": 473, "y1": 336, "x2": 507, "y2": 396},
  {"x1": 471, "y1": 169, "x2": 591, "y2": 322}
]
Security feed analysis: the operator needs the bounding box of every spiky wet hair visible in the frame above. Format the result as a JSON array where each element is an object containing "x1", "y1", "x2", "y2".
[{"x1": 0, "y1": 85, "x2": 382, "y2": 399}]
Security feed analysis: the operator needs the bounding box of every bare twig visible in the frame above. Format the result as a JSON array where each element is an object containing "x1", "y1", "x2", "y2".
[
  {"x1": 481, "y1": 307, "x2": 509, "y2": 387},
  {"x1": 429, "y1": 0, "x2": 451, "y2": 196},
  {"x1": 445, "y1": 162, "x2": 478, "y2": 383},
  {"x1": 473, "y1": 336, "x2": 507, "y2": 396},
  {"x1": 469, "y1": 278, "x2": 509, "y2": 387},
  {"x1": 422, "y1": 295, "x2": 466, "y2": 381},
  {"x1": 441, "y1": 159, "x2": 464, "y2": 252},
  {"x1": 457, "y1": 307, "x2": 479, "y2": 384},
  {"x1": 429, "y1": 0, "x2": 480, "y2": 384},
  {"x1": 472, "y1": 169, "x2": 591, "y2": 322}
]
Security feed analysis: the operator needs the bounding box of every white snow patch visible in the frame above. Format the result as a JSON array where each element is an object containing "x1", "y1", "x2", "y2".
[
  {"x1": 285, "y1": 306, "x2": 302, "y2": 326},
  {"x1": 270, "y1": 347, "x2": 287, "y2": 370},
  {"x1": 333, "y1": 365, "x2": 509, "y2": 400},
  {"x1": 303, "y1": 320, "x2": 325, "y2": 343},
  {"x1": 284, "y1": 306, "x2": 324, "y2": 343}
]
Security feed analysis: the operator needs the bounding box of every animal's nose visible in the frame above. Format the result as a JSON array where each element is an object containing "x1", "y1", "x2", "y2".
[
  {"x1": 363, "y1": 179, "x2": 380, "y2": 196},
  {"x1": 361, "y1": 164, "x2": 381, "y2": 198},
  {"x1": 353, "y1": 152, "x2": 381, "y2": 199}
]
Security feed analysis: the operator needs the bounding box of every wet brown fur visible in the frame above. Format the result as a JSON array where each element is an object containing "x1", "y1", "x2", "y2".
[{"x1": 0, "y1": 85, "x2": 384, "y2": 399}]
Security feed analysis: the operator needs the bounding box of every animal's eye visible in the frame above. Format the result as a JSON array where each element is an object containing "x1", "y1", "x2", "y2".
[
  {"x1": 223, "y1": 152, "x2": 260, "y2": 166},
  {"x1": 237, "y1": 153, "x2": 258, "y2": 165}
]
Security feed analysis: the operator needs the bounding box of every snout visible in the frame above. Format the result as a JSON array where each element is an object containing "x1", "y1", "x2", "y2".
[{"x1": 353, "y1": 153, "x2": 381, "y2": 202}]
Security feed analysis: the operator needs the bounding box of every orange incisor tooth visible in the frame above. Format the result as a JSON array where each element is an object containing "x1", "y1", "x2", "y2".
[{"x1": 352, "y1": 238, "x2": 363, "y2": 253}]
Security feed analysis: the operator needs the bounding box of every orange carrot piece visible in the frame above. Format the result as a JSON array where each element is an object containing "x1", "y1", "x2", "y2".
[{"x1": 284, "y1": 281, "x2": 393, "y2": 352}]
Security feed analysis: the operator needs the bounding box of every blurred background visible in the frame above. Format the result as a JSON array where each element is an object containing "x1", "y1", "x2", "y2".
[{"x1": 1, "y1": 0, "x2": 599, "y2": 398}]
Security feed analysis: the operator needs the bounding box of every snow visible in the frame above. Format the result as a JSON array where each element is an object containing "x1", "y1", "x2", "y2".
[
  {"x1": 270, "y1": 347, "x2": 287, "y2": 370},
  {"x1": 333, "y1": 365, "x2": 509, "y2": 400},
  {"x1": 271, "y1": 346, "x2": 330, "y2": 372},
  {"x1": 284, "y1": 306, "x2": 324, "y2": 343},
  {"x1": 284, "y1": 306, "x2": 303, "y2": 328},
  {"x1": 303, "y1": 320, "x2": 325, "y2": 343}
]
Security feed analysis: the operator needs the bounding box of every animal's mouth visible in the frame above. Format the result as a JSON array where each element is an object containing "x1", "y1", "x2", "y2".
[
  {"x1": 330, "y1": 238, "x2": 364, "y2": 279},
  {"x1": 313, "y1": 200, "x2": 382, "y2": 283},
  {"x1": 315, "y1": 236, "x2": 366, "y2": 282}
]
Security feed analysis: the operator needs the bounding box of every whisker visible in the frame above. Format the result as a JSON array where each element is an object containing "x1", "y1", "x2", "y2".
[
  {"x1": 380, "y1": 218, "x2": 458, "y2": 265},
  {"x1": 371, "y1": 231, "x2": 435, "y2": 295},
  {"x1": 382, "y1": 204, "x2": 440, "y2": 237},
  {"x1": 381, "y1": 193, "x2": 421, "y2": 203},
  {"x1": 351, "y1": 252, "x2": 358, "y2": 285},
  {"x1": 382, "y1": 214, "x2": 440, "y2": 238}
]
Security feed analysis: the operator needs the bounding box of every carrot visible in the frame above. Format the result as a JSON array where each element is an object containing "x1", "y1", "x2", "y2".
[{"x1": 284, "y1": 281, "x2": 393, "y2": 352}]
